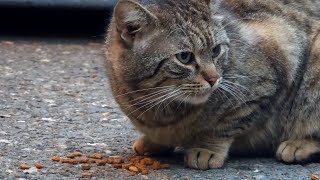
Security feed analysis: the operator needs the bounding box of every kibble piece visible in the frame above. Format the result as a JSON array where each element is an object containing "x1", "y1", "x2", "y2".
[
  {"x1": 96, "y1": 159, "x2": 107, "y2": 166},
  {"x1": 82, "y1": 164, "x2": 91, "y2": 170},
  {"x1": 20, "y1": 163, "x2": 31, "y2": 170},
  {"x1": 67, "y1": 154, "x2": 76, "y2": 159},
  {"x1": 90, "y1": 153, "x2": 103, "y2": 159},
  {"x1": 128, "y1": 156, "x2": 142, "y2": 163},
  {"x1": 134, "y1": 163, "x2": 147, "y2": 171},
  {"x1": 129, "y1": 166, "x2": 139, "y2": 172},
  {"x1": 113, "y1": 164, "x2": 123, "y2": 169},
  {"x1": 152, "y1": 161, "x2": 161, "y2": 170},
  {"x1": 61, "y1": 158, "x2": 72, "y2": 163},
  {"x1": 69, "y1": 159, "x2": 79, "y2": 165},
  {"x1": 72, "y1": 151, "x2": 82, "y2": 157},
  {"x1": 78, "y1": 157, "x2": 90, "y2": 163},
  {"x1": 104, "y1": 158, "x2": 112, "y2": 164},
  {"x1": 51, "y1": 156, "x2": 60, "y2": 162},
  {"x1": 35, "y1": 163, "x2": 44, "y2": 169},
  {"x1": 81, "y1": 172, "x2": 93, "y2": 178},
  {"x1": 112, "y1": 158, "x2": 124, "y2": 164},
  {"x1": 88, "y1": 158, "x2": 96, "y2": 164},
  {"x1": 91, "y1": 74, "x2": 98, "y2": 79},
  {"x1": 141, "y1": 158, "x2": 153, "y2": 166},
  {"x1": 122, "y1": 163, "x2": 133, "y2": 169}
]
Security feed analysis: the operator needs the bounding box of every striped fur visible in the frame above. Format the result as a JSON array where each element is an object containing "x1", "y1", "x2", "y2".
[{"x1": 105, "y1": 0, "x2": 320, "y2": 169}]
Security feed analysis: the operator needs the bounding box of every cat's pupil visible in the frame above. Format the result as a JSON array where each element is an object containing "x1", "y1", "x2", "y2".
[
  {"x1": 181, "y1": 52, "x2": 190, "y2": 60},
  {"x1": 212, "y1": 44, "x2": 222, "y2": 58}
]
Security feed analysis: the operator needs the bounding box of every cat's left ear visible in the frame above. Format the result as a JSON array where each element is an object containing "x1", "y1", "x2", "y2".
[{"x1": 114, "y1": 0, "x2": 158, "y2": 46}]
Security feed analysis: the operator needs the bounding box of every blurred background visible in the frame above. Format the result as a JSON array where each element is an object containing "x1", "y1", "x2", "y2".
[{"x1": 0, "y1": 0, "x2": 117, "y2": 39}]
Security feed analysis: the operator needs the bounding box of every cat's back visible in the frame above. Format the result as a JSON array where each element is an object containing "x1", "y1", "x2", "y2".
[
  {"x1": 220, "y1": 0, "x2": 320, "y2": 20},
  {"x1": 279, "y1": 0, "x2": 320, "y2": 18}
]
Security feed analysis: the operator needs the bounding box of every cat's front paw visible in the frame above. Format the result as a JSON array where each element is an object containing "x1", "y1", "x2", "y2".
[
  {"x1": 185, "y1": 148, "x2": 226, "y2": 170},
  {"x1": 133, "y1": 136, "x2": 174, "y2": 155},
  {"x1": 276, "y1": 140, "x2": 320, "y2": 163}
]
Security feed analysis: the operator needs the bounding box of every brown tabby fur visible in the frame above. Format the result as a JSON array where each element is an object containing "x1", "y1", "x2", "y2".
[{"x1": 105, "y1": 0, "x2": 320, "y2": 169}]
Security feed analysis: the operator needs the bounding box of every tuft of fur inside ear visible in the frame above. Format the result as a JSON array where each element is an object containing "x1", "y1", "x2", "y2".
[{"x1": 114, "y1": 0, "x2": 157, "y2": 46}]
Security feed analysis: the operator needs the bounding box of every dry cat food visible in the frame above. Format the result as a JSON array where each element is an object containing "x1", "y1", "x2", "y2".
[
  {"x1": 90, "y1": 153, "x2": 103, "y2": 159},
  {"x1": 82, "y1": 164, "x2": 91, "y2": 170},
  {"x1": 20, "y1": 163, "x2": 44, "y2": 170},
  {"x1": 51, "y1": 152, "x2": 171, "y2": 177},
  {"x1": 51, "y1": 156, "x2": 60, "y2": 162},
  {"x1": 19, "y1": 163, "x2": 31, "y2": 170},
  {"x1": 35, "y1": 163, "x2": 44, "y2": 169},
  {"x1": 66, "y1": 152, "x2": 83, "y2": 159}
]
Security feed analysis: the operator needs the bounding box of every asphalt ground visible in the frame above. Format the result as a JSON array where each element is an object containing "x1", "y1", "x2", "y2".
[{"x1": 0, "y1": 38, "x2": 320, "y2": 180}]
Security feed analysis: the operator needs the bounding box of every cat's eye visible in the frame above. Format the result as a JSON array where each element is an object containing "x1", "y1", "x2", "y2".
[
  {"x1": 176, "y1": 52, "x2": 194, "y2": 64},
  {"x1": 212, "y1": 44, "x2": 222, "y2": 58}
]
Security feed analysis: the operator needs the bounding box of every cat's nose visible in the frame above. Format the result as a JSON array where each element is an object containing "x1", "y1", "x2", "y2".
[{"x1": 205, "y1": 76, "x2": 220, "y2": 87}]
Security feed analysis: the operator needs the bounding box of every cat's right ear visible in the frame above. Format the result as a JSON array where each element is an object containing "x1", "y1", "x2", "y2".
[{"x1": 114, "y1": 0, "x2": 158, "y2": 46}]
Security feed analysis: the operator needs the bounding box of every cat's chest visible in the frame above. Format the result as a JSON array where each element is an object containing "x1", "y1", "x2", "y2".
[{"x1": 133, "y1": 118, "x2": 197, "y2": 146}]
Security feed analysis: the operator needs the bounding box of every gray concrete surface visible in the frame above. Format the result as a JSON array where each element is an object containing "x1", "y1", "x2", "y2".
[{"x1": 0, "y1": 38, "x2": 319, "y2": 180}]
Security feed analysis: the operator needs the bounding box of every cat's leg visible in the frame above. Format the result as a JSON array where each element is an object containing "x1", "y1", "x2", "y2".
[
  {"x1": 133, "y1": 136, "x2": 174, "y2": 155},
  {"x1": 276, "y1": 139, "x2": 320, "y2": 163},
  {"x1": 277, "y1": 33, "x2": 320, "y2": 163},
  {"x1": 185, "y1": 138, "x2": 233, "y2": 169}
]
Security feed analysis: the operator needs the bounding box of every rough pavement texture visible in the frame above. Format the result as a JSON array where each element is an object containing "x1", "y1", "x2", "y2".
[{"x1": 0, "y1": 39, "x2": 319, "y2": 180}]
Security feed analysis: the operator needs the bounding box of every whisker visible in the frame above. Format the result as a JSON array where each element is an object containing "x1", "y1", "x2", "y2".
[
  {"x1": 121, "y1": 88, "x2": 173, "y2": 109},
  {"x1": 162, "y1": 92, "x2": 185, "y2": 111},
  {"x1": 222, "y1": 80, "x2": 251, "y2": 93},
  {"x1": 127, "y1": 89, "x2": 181, "y2": 117},
  {"x1": 114, "y1": 85, "x2": 175, "y2": 97},
  {"x1": 136, "y1": 91, "x2": 183, "y2": 119},
  {"x1": 223, "y1": 83, "x2": 248, "y2": 106},
  {"x1": 128, "y1": 88, "x2": 173, "y2": 104},
  {"x1": 219, "y1": 84, "x2": 247, "y2": 106}
]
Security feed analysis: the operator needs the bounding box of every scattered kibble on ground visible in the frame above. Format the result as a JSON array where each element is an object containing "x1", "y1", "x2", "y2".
[{"x1": 48, "y1": 152, "x2": 171, "y2": 177}]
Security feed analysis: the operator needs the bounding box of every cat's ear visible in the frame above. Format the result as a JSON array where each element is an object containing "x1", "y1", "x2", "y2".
[
  {"x1": 204, "y1": 0, "x2": 212, "y2": 5},
  {"x1": 114, "y1": 0, "x2": 158, "y2": 46}
]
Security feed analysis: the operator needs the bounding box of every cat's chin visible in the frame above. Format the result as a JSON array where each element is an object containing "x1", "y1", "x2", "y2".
[{"x1": 179, "y1": 92, "x2": 211, "y2": 105}]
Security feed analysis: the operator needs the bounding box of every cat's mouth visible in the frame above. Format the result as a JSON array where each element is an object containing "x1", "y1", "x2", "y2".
[{"x1": 180, "y1": 88, "x2": 213, "y2": 105}]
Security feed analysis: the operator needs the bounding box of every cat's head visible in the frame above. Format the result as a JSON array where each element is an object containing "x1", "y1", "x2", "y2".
[{"x1": 106, "y1": 0, "x2": 230, "y2": 105}]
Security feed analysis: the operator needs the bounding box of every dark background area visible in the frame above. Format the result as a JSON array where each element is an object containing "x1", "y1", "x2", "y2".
[{"x1": 0, "y1": 1, "x2": 117, "y2": 39}]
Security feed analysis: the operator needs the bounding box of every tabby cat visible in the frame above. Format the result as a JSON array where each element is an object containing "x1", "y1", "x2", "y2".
[{"x1": 105, "y1": 0, "x2": 320, "y2": 169}]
